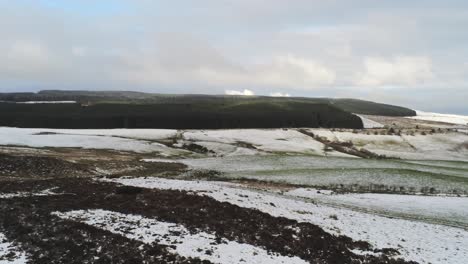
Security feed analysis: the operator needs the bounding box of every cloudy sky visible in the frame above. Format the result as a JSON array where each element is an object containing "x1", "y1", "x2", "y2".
[{"x1": 1, "y1": 0, "x2": 467, "y2": 114}]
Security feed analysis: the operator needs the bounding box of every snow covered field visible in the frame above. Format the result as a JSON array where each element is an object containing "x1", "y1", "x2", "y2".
[
  {"x1": 286, "y1": 188, "x2": 468, "y2": 228},
  {"x1": 176, "y1": 155, "x2": 468, "y2": 194},
  {"x1": 0, "y1": 233, "x2": 27, "y2": 264},
  {"x1": 0, "y1": 188, "x2": 60, "y2": 199},
  {"x1": 407, "y1": 111, "x2": 468, "y2": 125},
  {"x1": 106, "y1": 177, "x2": 468, "y2": 264},
  {"x1": 54, "y1": 209, "x2": 308, "y2": 264},
  {"x1": 356, "y1": 115, "x2": 385, "y2": 128},
  {"x1": 1, "y1": 125, "x2": 467, "y2": 263},
  {"x1": 0, "y1": 126, "x2": 466, "y2": 160},
  {"x1": 183, "y1": 129, "x2": 349, "y2": 156},
  {"x1": 310, "y1": 128, "x2": 468, "y2": 161},
  {"x1": 0, "y1": 127, "x2": 183, "y2": 155},
  {"x1": 1, "y1": 126, "x2": 467, "y2": 194},
  {"x1": 15, "y1": 101, "x2": 77, "y2": 104}
]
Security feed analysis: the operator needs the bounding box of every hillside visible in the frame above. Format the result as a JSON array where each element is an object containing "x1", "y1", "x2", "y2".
[
  {"x1": 0, "y1": 101, "x2": 361, "y2": 129},
  {"x1": 0, "y1": 90, "x2": 416, "y2": 129},
  {"x1": 0, "y1": 90, "x2": 416, "y2": 115}
]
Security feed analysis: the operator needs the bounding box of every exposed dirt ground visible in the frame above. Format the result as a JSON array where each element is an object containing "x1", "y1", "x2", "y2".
[
  {"x1": 0, "y1": 153, "x2": 93, "y2": 179},
  {"x1": 0, "y1": 147, "x2": 416, "y2": 263},
  {"x1": 0, "y1": 178, "x2": 414, "y2": 264},
  {"x1": 0, "y1": 149, "x2": 188, "y2": 181}
]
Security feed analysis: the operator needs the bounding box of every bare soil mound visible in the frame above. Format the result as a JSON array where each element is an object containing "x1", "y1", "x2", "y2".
[{"x1": 0, "y1": 154, "x2": 93, "y2": 179}]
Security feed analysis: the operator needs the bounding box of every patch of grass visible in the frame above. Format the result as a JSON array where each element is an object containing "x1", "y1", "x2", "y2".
[{"x1": 225, "y1": 167, "x2": 468, "y2": 195}]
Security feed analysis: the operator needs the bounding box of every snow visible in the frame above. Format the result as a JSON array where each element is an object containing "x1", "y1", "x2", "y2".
[
  {"x1": 176, "y1": 154, "x2": 468, "y2": 194},
  {"x1": 53, "y1": 209, "x2": 308, "y2": 264},
  {"x1": 310, "y1": 129, "x2": 468, "y2": 160},
  {"x1": 407, "y1": 111, "x2": 468, "y2": 125},
  {"x1": 0, "y1": 233, "x2": 27, "y2": 264},
  {"x1": 140, "y1": 158, "x2": 179, "y2": 163},
  {"x1": 356, "y1": 115, "x2": 385, "y2": 128},
  {"x1": 183, "y1": 129, "x2": 345, "y2": 156},
  {"x1": 178, "y1": 155, "x2": 468, "y2": 188},
  {"x1": 0, "y1": 127, "x2": 183, "y2": 154},
  {"x1": 0, "y1": 146, "x2": 51, "y2": 156},
  {"x1": 0, "y1": 127, "x2": 350, "y2": 156},
  {"x1": 183, "y1": 140, "x2": 259, "y2": 156},
  {"x1": 16, "y1": 101, "x2": 76, "y2": 104},
  {"x1": 398, "y1": 133, "x2": 468, "y2": 160},
  {"x1": 0, "y1": 127, "x2": 466, "y2": 160},
  {"x1": 311, "y1": 129, "x2": 410, "y2": 152},
  {"x1": 46, "y1": 128, "x2": 178, "y2": 141},
  {"x1": 106, "y1": 177, "x2": 468, "y2": 264},
  {"x1": 286, "y1": 188, "x2": 468, "y2": 228},
  {"x1": 0, "y1": 188, "x2": 61, "y2": 199}
]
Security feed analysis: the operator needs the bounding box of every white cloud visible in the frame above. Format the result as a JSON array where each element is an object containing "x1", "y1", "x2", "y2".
[
  {"x1": 0, "y1": 41, "x2": 53, "y2": 76},
  {"x1": 270, "y1": 92, "x2": 291, "y2": 97},
  {"x1": 8, "y1": 41, "x2": 47, "y2": 60},
  {"x1": 120, "y1": 49, "x2": 336, "y2": 91},
  {"x1": 1, "y1": 1, "x2": 468, "y2": 113},
  {"x1": 256, "y1": 55, "x2": 336, "y2": 88},
  {"x1": 225, "y1": 89, "x2": 255, "y2": 96},
  {"x1": 356, "y1": 56, "x2": 434, "y2": 87},
  {"x1": 72, "y1": 47, "x2": 87, "y2": 57}
]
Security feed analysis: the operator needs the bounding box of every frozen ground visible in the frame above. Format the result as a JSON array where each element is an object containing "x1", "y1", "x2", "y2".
[
  {"x1": 183, "y1": 129, "x2": 350, "y2": 157},
  {"x1": 178, "y1": 154, "x2": 468, "y2": 177},
  {"x1": 175, "y1": 155, "x2": 468, "y2": 194},
  {"x1": 0, "y1": 127, "x2": 184, "y2": 155},
  {"x1": 16, "y1": 101, "x2": 77, "y2": 104},
  {"x1": 407, "y1": 111, "x2": 468, "y2": 125},
  {"x1": 106, "y1": 177, "x2": 468, "y2": 264},
  {"x1": 0, "y1": 188, "x2": 60, "y2": 199},
  {"x1": 286, "y1": 188, "x2": 468, "y2": 228},
  {"x1": 1, "y1": 125, "x2": 468, "y2": 263},
  {"x1": 0, "y1": 127, "x2": 466, "y2": 160},
  {"x1": 356, "y1": 115, "x2": 385, "y2": 128},
  {"x1": 54, "y1": 209, "x2": 308, "y2": 264},
  {"x1": 310, "y1": 129, "x2": 468, "y2": 161},
  {"x1": 0, "y1": 233, "x2": 27, "y2": 264}
]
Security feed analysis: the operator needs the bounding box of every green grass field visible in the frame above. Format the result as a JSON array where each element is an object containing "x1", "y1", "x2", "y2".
[{"x1": 182, "y1": 155, "x2": 468, "y2": 195}]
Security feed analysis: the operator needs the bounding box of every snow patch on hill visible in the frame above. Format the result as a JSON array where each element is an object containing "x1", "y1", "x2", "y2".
[
  {"x1": 356, "y1": 115, "x2": 385, "y2": 128},
  {"x1": 0, "y1": 127, "x2": 183, "y2": 154},
  {"x1": 310, "y1": 129, "x2": 468, "y2": 160},
  {"x1": 53, "y1": 209, "x2": 308, "y2": 264},
  {"x1": 0, "y1": 233, "x2": 28, "y2": 264},
  {"x1": 106, "y1": 177, "x2": 468, "y2": 264},
  {"x1": 286, "y1": 188, "x2": 468, "y2": 227},
  {"x1": 16, "y1": 101, "x2": 77, "y2": 104},
  {"x1": 407, "y1": 111, "x2": 468, "y2": 125}
]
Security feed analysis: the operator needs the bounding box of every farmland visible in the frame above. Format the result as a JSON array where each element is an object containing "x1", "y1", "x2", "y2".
[{"x1": 0, "y1": 111, "x2": 467, "y2": 263}]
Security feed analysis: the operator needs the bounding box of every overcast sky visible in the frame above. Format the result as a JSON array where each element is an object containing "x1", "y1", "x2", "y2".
[{"x1": 1, "y1": 0, "x2": 467, "y2": 114}]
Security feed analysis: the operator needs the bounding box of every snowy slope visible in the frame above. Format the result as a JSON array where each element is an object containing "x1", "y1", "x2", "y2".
[
  {"x1": 356, "y1": 115, "x2": 385, "y2": 128},
  {"x1": 54, "y1": 209, "x2": 308, "y2": 264},
  {"x1": 407, "y1": 111, "x2": 468, "y2": 125},
  {"x1": 106, "y1": 177, "x2": 468, "y2": 264},
  {"x1": 0, "y1": 233, "x2": 28, "y2": 264},
  {"x1": 0, "y1": 127, "x2": 184, "y2": 154},
  {"x1": 310, "y1": 129, "x2": 468, "y2": 160},
  {"x1": 286, "y1": 188, "x2": 468, "y2": 227},
  {"x1": 183, "y1": 129, "x2": 350, "y2": 157},
  {"x1": 16, "y1": 101, "x2": 76, "y2": 104},
  {"x1": 0, "y1": 127, "x2": 466, "y2": 160}
]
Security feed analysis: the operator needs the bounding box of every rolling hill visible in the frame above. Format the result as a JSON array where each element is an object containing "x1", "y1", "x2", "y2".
[{"x1": 0, "y1": 90, "x2": 416, "y2": 129}]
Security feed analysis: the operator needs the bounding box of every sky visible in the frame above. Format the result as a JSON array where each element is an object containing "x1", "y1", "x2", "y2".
[{"x1": 0, "y1": 0, "x2": 467, "y2": 114}]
